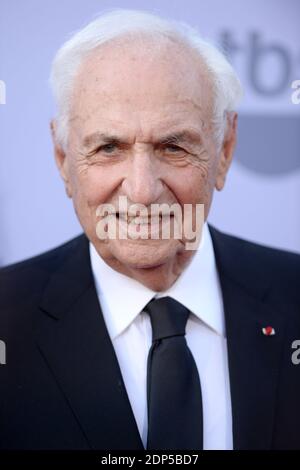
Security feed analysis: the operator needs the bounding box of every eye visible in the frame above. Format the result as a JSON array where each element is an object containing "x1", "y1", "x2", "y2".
[
  {"x1": 98, "y1": 143, "x2": 118, "y2": 153},
  {"x1": 164, "y1": 144, "x2": 184, "y2": 153}
]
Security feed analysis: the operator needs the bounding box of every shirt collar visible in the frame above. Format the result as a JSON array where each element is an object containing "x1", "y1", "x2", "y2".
[{"x1": 89, "y1": 222, "x2": 225, "y2": 340}]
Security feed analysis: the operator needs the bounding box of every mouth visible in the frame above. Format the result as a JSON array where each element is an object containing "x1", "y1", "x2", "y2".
[{"x1": 116, "y1": 213, "x2": 174, "y2": 224}]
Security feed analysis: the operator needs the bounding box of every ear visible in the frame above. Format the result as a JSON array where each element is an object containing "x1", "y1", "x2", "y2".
[
  {"x1": 215, "y1": 112, "x2": 238, "y2": 191},
  {"x1": 50, "y1": 119, "x2": 72, "y2": 198}
]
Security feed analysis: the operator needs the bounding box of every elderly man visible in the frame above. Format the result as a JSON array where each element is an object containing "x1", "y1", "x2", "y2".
[{"x1": 0, "y1": 9, "x2": 300, "y2": 451}]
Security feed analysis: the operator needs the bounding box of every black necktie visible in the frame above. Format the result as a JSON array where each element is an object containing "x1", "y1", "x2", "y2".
[{"x1": 145, "y1": 296, "x2": 203, "y2": 450}]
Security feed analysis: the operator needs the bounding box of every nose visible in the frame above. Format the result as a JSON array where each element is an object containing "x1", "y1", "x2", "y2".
[{"x1": 121, "y1": 152, "x2": 164, "y2": 206}]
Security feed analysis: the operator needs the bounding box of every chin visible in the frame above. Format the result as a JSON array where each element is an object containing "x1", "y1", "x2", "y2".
[
  {"x1": 110, "y1": 238, "x2": 181, "y2": 269},
  {"x1": 128, "y1": 264, "x2": 178, "y2": 292}
]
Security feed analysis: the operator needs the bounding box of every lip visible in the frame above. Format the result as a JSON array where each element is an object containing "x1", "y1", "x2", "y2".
[
  {"x1": 116, "y1": 213, "x2": 174, "y2": 223},
  {"x1": 114, "y1": 212, "x2": 178, "y2": 240}
]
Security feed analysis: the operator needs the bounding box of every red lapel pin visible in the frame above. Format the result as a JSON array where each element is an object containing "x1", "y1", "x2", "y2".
[{"x1": 262, "y1": 326, "x2": 275, "y2": 336}]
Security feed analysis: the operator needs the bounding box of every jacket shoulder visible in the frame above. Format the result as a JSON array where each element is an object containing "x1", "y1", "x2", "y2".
[
  {"x1": 211, "y1": 225, "x2": 300, "y2": 262},
  {"x1": 0, "y1": 234, "x2": 86, "y2": 305},
  {"x1": 209, "y1": 225, "x2": 300, "y2": 300}
]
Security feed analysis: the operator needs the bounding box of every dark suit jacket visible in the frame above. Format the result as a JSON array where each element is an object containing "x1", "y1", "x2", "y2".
[{"x1": 0, "y1": 225, "x2": 300, "y2": 450}]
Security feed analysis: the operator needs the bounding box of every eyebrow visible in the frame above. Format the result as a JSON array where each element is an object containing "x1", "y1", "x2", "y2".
[
  {"x1": 82, "y1": 129, "x2": 202, "y2": 149},
  {"x1": 158, "y1": 130, "x2": 202, "y2": 146},
  {"x1": 82, "y1": 132, "x2": 125, "y2": 149}
]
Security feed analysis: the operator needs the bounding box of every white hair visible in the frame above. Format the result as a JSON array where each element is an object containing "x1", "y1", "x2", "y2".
[{"x1": 50, "y1": 9, "x2": 243, "y2": 149}]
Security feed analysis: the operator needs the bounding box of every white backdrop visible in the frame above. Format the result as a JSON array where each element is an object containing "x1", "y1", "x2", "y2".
[{"x1": 0, "y1": 0, "x2": 299, "y2": 266}]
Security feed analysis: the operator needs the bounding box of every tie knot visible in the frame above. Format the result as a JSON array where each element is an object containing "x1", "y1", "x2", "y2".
[{"x1": 145, "y1": 296, "x2": 189, "y2": 342}]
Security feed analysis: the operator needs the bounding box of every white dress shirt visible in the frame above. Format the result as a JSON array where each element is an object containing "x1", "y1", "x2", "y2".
[{"x1": 89, "y1": 222, "x2": 233, "y2": 450}]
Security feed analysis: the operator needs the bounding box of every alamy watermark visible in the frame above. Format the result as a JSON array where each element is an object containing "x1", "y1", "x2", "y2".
[
  {"x1": 291, "y1": 340, "x2": 300, "y2": 365},
  {"x1": 0, "y1": 80, "x2": 6, "y2": 105},
  {"x1": 95, "y1": 196, "x2": 204, "y2": 250},
  {"x1": 291, "y1": 80, "x2": 300, "y2": 104},
  {"x1": 0, "y1": 340, "x2": 6, "y2": 365}
]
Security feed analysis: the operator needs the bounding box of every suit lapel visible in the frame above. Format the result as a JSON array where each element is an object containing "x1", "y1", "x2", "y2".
[
  {"x1": 35, "y1": 226, "x2": 286, "y2": 450},
  {"x1": 209, "y1": 225, "x2": 286, "y2": 449},
  {"x1": 36, "y1": 234, "x2": 144, "y2": 450}
]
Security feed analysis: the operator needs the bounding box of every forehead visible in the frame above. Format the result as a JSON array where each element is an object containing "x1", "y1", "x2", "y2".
[{"x1": 69, "y1": 35, "x2": 214, "y2": 140}]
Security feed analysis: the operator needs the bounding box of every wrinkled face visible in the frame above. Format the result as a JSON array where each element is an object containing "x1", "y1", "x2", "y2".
[{"x1": 52, "y1": 37, "x2": 236, "y2": 290}]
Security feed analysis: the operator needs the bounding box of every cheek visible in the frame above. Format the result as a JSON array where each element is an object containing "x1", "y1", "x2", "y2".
[
  {"x1": 171, "y1": 165, "x2": 215, "y2": 206},
  {"x1": 72, "y1": 165, "x2": 120, "y2": 208}
]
